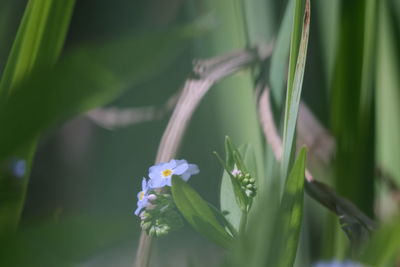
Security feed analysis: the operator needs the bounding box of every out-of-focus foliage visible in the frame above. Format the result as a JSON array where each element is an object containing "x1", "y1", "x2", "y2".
[{"x1": 0, "y1": 0, "x2": 400, "y2": 266}]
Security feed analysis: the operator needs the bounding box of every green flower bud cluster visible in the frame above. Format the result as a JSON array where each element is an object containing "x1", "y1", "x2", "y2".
[
  {"x1": 140, "y1": 193, "x2": 183, "y2": 237},
  {"x1": 232, "y1": 171, "x2": 257, "y2": 198}
]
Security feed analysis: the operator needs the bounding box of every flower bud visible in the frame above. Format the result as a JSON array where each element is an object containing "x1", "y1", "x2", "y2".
[{"x1": 148, "y1": 194, "x2": 157, "y2": 201}]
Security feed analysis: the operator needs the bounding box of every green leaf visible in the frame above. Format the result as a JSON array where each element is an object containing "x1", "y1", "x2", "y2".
[
  {"x1": 329, "y1": 0, "x2": 375, "y2": 218},
  {"x1": 376, "y1": 0, "x2": 400, "y2": 186},
  {"x1": 281, "y1": 0, "x2": 310, "y2": 182},
  {"x1": 220, "y1": 171, "x2": 242, "y2": 230},
  {"x1": 359, "y1": 215, "x2": 400, "y2": 266},
  {"x1": 224, "y1": 136, "x2": 236, "y2": 169},
  {"x1": 171, "y1": 176, "x2": 234, "y2": 249},
  {"x1": 0, "y1": 0, "x2": 75, "y2": 98},
  {"x1": 269, "y1": 147, "x2": 307, "y2": 267},
  {"x1": 269, "y1": 0, "x2": 295, "y2": 107}
]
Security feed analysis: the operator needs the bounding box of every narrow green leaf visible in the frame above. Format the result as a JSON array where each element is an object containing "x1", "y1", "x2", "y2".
[
  {"x1": 359, "y1": 216, "x2": 400, "y2": 266},
  {"x1": 0, "y1": 0, "x2": 75, "y2": 98},
  {"x1": 224, "y1": 136, "x2": 236, "y2": 169},
  {"x1": 269, "y1": 0, "x2": 295, "y2": 107},
  {"x1": 376, "y1": 0, "x2": 400, "y2": 186},
  {"x1": 281, "y1": 0, "x2": 310, "y2": 182},
  {"x1": 171, "y1": 176, "x2": 234, "y2": 249},
  {"x1": 270, "y1": 147, "x2": 307, "y2": 267},
  {"x1": 330, "y1": 0, "x2": 375, "y2": 218}
]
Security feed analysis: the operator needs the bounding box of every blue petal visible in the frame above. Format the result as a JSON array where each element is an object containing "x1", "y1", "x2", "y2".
[
  {"x1": 149, "y1": 171, "x2": 162, "y2": 180},
  {"x1": 181, "y1": 164, "x2": 199, "y2": 181},
  {"x1": 187, "y1": 164, "x2": 199, "y2": 174},
  {"x1": 135, "y1": 198, "x2": 148, "y2": 216},
  {"x1": 173, "y1": 162, "x2": 188, "y2": 175},
  {"x1": 141, "y1": 178, "x2": 148, "y2": 191},
  {"x1": 165, "y1": 160, "x2": 176, "y2": 170},
  {"x1": 150, "y1": 177, "x2": 168, "y2": 188},
  {"x1": 134, "y1": 206, "x2": 142, "y2": 215},
  {"x1": 175, "y1": 159, "x2": 188, "y2": 165},
  {"x1": 149, "y1": 165, "x2": 163, "y2": 175},
  {"x1": 148, "y1": 163, "x2": 163, "y2": 173}
]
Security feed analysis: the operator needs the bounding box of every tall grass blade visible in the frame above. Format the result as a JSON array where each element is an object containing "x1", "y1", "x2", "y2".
[
  {"x1": 281, "y1": 0, "x2": 310, "y2": 182},
  {"x1": 269, "y1": 147, "x2": 307, "y2": 267}
]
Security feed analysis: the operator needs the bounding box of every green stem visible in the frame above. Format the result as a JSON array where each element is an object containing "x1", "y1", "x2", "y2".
[{"x1": 239, "y1": 209, "x2": 248, "y2": 236}]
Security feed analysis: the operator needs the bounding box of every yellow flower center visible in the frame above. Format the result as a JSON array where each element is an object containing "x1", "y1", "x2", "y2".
[
  {"x1": 139, "y1": 191, "x2": 145, "y2": 200},
  {"x1": 162, "y1": 169, "x2": 172, "y2": 178}
]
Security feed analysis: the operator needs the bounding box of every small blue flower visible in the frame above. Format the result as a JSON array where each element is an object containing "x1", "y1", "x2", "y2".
[
  {"x1": 148, "y1": 159, "x2": 199, "y2": 188},
  {"x1": 9, "y1": 159, "x2": 26, "y2": 178},
  {"x1": 135, "y1": 178, "x2": 150, "y2": 216},
  {"x1": 311, "y1": 260, "x2": 364, "y2": 267}
]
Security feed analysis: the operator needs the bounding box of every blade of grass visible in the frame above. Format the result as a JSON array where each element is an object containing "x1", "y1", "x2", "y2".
[
  {"x1": 0, "y1": 0, "x2": 75, "y2": 98},
  {"x1": 330, "y1": 0, "x2": 375, "y2": 218},
  {"x1": 281, "y1": 0, "x2": 310, "y2": 183},
  {"x1": 376, "y1": 0, "x2": 400, "y2": 187},
  {"x1": 272, "y1": 147, "x2": 307, "y2": 267}
]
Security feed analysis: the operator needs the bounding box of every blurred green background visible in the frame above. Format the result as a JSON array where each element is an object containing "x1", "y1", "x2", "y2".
[{"x1": 0, "y1": 0, "x2": 399, "y2": 266}]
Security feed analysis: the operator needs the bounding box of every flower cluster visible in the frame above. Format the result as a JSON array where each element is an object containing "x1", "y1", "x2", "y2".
[
  {"x1": 140, "y1": 193, "x2": 183, "y2": 237},
  {"x1": 134, "y1": 159, "x2": 199, "y2": 236}
]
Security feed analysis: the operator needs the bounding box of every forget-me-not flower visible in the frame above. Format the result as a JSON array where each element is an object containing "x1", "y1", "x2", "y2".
[
  {"x1": 312, "y1": 261, "x2": 365, "y2": 267},
  {"x1": 148, "y1": 159, "x2": 199, "y2": 188},
  {"x1": 135, "y1": 178, "x2": 151, "y2": 215},
  {"x1": 7, "y1": 158, "x2": 26, "y2": 178}
]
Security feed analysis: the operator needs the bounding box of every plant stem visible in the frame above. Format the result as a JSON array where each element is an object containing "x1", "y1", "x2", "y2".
[
  {"x1": 134, "y1": 232, "x2": 152, "y2": 267},
  {"x1": 239, "y1": 209, "x2": 248, "y2": 236}
]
